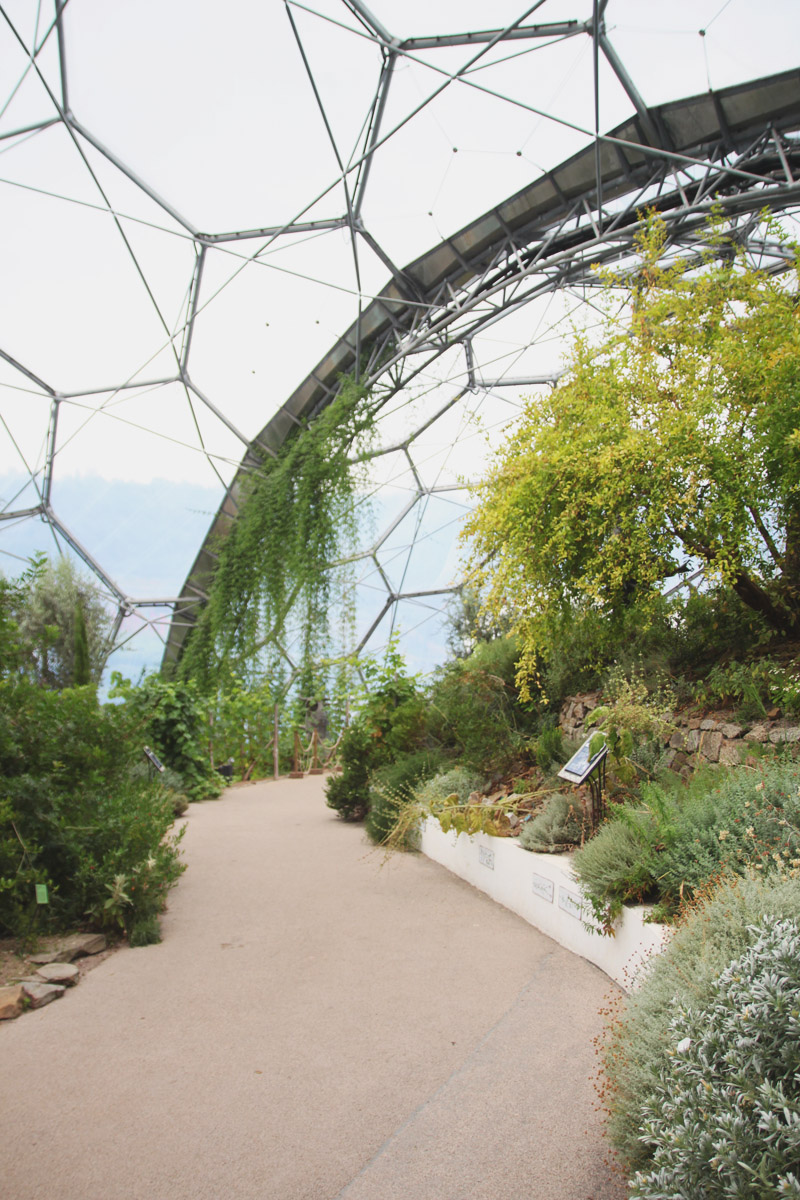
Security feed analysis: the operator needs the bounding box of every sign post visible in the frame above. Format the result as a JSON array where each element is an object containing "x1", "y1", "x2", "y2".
[{"x1": 557, "y1": 734, "x2": 608, "y2": 830}]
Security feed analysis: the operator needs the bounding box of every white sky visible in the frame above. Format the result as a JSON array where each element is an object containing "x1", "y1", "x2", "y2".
[
  {"x1": 1, "y1": 0, "x2": 797, "y2": 480},
  {"x1": 0, "y1": 0, "x2": 798, "y2": 671}
]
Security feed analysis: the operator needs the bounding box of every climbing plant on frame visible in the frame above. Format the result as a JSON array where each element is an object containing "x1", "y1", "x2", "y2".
[{"x1": 179, "y1": 374, "x2": 376, "y2": 691}]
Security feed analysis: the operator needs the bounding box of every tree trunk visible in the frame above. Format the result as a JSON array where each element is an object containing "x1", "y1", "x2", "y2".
[
  {"x1": 678, "y1": 527, "x2": 800, "y2": 635},
  {"x1": 732, "y1": 570, "x2": 799, "y2": 636},
  {"x1": 779, "y1": 503, "x2": 800, "y2": 621}
]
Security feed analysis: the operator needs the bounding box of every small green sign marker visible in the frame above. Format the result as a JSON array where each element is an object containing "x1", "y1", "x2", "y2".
[{"x1": 35, "y1": 883, "x2": 49, "y2": 905}]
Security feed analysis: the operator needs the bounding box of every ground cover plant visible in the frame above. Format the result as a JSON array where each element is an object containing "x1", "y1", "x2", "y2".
[
  {"x1": 381, "y1": 764, "x2": 561, "y2": 853},
  {"x1": 601, "y1": 874, "x2": 800, "y2": 1178},
  {"x1": 573, "y1": 758, "x2": 800, "y2": 930},
  {"x1": 517, "y1": 792, "x2": 587, "y2": 852},
  {"x1": 630, "y1": 915, "x2": 800, "y2": 1198}
]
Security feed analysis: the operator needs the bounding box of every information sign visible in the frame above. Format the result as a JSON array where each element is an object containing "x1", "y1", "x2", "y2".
[
  {"x1": 558, "y1": 734, "x2": 608, "y2": 785},
  {"x1": 143, "y1": 745, "x2": 165, "y2": 773},
  {"x1": 478, "y1": 845, "x2": 495, "y2": 870},
  {"x1": 531, "y1": 873, "x2": 554, "y2": 903}
]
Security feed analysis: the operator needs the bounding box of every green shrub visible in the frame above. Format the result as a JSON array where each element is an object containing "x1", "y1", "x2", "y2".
[
  {"x1": 586, "y1": 664, "x2": 675, "y2": 782},
  {"x1": 416, "y1": 766, "x2": 487, "y2": 807},
  {"x1": 630, "y1": 917, "x2": 800, "y2": 1198},
  {"x1": 109, "y1": 673, "x2": 223, "y2": 803},
  {"x1": 531, "y1": 724, "x2": 565, "y2": 770},
  {"x1": 365, "y1": 748, "x2": 446, "y2": 846},
  {"x1": 159, "y1": 766, "x2": 190, "y2": 817},
  {"x1": 574, "y1": 760, "x2": 800, "y2": 927},
  {"x1": 694, "y1": 657, "x2": 775, "y2": 719},
  {"x1": 693, "y1": 657, "x2": 800, "y2": 721},
  {"x1": 0, "y1": 797, "x2": 48, "y2": 938},
  {"x1": 571, "y1": 805, "x2": 660, "y2": 924},
  {"x1": 326, "y1": 643, "x2": 427, "y2": 822},
  {"x1": 128, "y1": 915, "x2": 163, "y2": 948},
  {"x1": 669, "y1": 586, "x2": 768, "y2": 673},
  {"x1": 518, "y1": 792, "x2": 586, "y2": 852},
  {"x1": 132, "y1": 762, "x2": 190, "y2": 817},
  {"x1": 0, "y1": 677, "x2": 185, "y2": 941},
  {"x1": 527, "y1": 588, "x2": 766, "y2": 710},
  {"x1": 769, "y1": 662, "x2": 800, "y2": 717},
  {"x1": 325, "y1": 723, "x2": 375, "y2": 820},
  {"x1": 537, "y1": 600, "x2": 678, "y2": 710},
  {"x1": 603, "y1": 873, "x2": 800, "y2": 1171},
  {"x1": 427, "y1": 635, "x2": 531, "y2": 773}
]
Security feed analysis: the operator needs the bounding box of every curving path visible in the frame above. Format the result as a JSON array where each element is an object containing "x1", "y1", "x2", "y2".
[{"x1": 0, "y1": 775, "x2": 626, "y2": 1200}]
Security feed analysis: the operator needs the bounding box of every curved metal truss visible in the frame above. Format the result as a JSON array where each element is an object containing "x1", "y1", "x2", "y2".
[
  {"x1": 165, "y1": 66, "x2": 800, "y2": 674},
  {"x1": 0, "y1": 2, "x2": 797, "y2": 680}
]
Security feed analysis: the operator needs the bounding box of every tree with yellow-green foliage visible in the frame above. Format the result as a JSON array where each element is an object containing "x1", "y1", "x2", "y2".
[{"x1": 463, "y1": 213, "x2": 800, "y2": 696}]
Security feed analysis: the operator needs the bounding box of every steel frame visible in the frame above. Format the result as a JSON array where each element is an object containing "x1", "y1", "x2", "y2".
[{"x1": 0, "y1": 2, "x2": 797, "y2": 678}]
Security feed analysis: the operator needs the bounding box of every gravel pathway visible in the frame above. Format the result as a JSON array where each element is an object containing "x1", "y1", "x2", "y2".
[{"x1": 0, "y1": 774, "x2": 626, "y2": 1200}]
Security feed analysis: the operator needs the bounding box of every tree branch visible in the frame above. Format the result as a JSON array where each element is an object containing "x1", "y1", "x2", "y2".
[
  {"x1": 672, "y1": 523, "x2": 798, "y2": 634},
  {"x1": 747, "y1": 505, "x2": 782, "y2": 567}
]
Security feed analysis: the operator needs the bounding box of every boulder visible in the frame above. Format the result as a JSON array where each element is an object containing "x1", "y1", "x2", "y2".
[
  {"x1": 700, "y1": 731, "x2": 724, "y2": 763},
  {"x1": 769, "y1": 727, "x2": 800, "y2": 745},
  {"x1": 57, "y1": 932, "x2": 107, "y2": 960},
  {"x1": 26, "y1": 933, "x2": 106, "y2": 966},
  {"x1": 719, "y1": 742, "x2": 742, "y2": 766},
  {"x1": 700, "y1": 718, "x2": 719, "y2": 731},
  {"x1": 745, "y1": 724, "x2": 770, "y2": 743},
  {"x1": 720, "y1": 723, "x2": 744, "y2": 739},
  {"x1": 685, "y1": 729, "x2": 701, "y2": 752},
  {"x1": 21, "y1": 981, "x2": 65, "y2": 1009},
  {"x1": 0, "y1": 985, "x2": 25, "y2": 1020},
  {"x1": 669, "y1": 731, "x2": 686, "y2": 750},
  {"x1": 35, "y1": 963, "x2": 79, "y2": 986}
]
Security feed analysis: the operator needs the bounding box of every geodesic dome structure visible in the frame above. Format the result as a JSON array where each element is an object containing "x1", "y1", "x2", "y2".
[{"x1": 1, "y1": 1, "x2": 799, "y2": 681}]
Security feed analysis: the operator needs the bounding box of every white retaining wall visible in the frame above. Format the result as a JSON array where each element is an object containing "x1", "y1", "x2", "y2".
[{"x1": 419, "y1": 819, "x2": 667, "y2": 990}]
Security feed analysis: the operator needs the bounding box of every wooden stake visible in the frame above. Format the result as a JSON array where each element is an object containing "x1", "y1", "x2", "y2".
[
  {"x1": 273, "y1": 704, "x2": 280, "y2": 780},
  {"x1": 289, "y1": 728, "x2": 304, "y2": 778}
]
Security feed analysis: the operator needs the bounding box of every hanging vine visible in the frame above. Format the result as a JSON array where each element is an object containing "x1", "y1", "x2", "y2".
[{"x1": 178, "y1": 374, "x2": 376, "y2": 691}]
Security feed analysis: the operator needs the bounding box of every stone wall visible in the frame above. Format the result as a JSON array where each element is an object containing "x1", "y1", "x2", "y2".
[{"x1": 558, "y1": 692, "x2": 800, "y2": 773}]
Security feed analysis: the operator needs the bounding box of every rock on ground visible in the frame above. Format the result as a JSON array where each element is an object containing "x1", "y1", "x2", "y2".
[
  {"x1": 35, "y1": 963, "x2": 79, "y2": 986},
  {"x1": 20, "y1": 981, "x2": 65, "y2": 1009},
  {"x1": 0, "y1": 984, "x2": 25, "y2": 1020}
]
